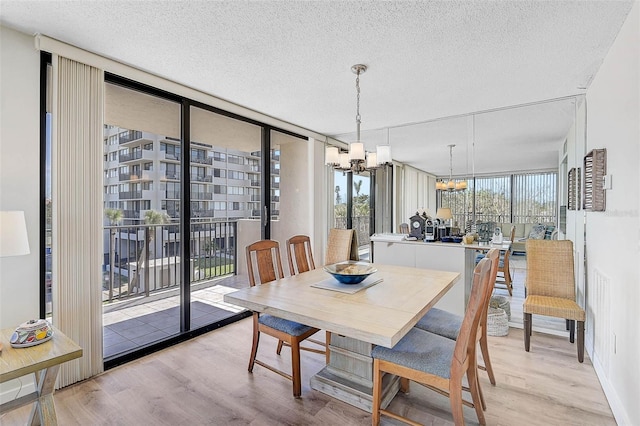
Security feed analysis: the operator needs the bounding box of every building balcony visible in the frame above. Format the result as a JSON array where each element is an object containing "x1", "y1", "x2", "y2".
[
  {"x1": 191, "y1": 210, "x2": 216, "y2": 219},
  {"x1": 191, "y1": 174, "x2": 213, "y2": 183},
  {"x1": 192, "y1": 192, "x2": 214, "y2": 200},
  {"x1": 119, "y1": 191, "x2": 143, "y2": 200},
  {"x1": 118, "y1": 130, "x2": 143, "y2": 144},
  {"x1": 163, "y1": 172, "x2": 181, "y2": 181},
  {"x1": 122, "y1": 210, "x2": 140, "y2": 219},
  {"x1": 191, "y1": 157, "x2": 213, "y2": 165}
]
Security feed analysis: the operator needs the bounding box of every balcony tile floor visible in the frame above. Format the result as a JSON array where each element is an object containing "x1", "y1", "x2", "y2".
[{"x1": 103, "y1": 278, "x2": 245, "y2": 358}]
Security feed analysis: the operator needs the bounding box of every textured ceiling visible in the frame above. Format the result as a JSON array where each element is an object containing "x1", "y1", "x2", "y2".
[{"x1": 0, "y1": 1, "x2": 634, "y2": 176}]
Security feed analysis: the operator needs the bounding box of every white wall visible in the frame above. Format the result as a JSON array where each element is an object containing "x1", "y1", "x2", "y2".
[
  {"x1": 582, "y1": 3, "x2": 639, "y2": 424},
  {"x1": 0, "y1": 26, "x2": 41, "y2": 328}
]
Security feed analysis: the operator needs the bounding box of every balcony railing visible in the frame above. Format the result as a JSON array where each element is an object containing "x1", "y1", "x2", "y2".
[
  {"x1": 164, "y1": 172, "x2": 180, "y2": 180},
  {"x1": 122, "y1": 210, "x2": 139, "y2": 219},
  {"x1": 191, "y1": 157, "x2": 213, "y2": 165},
  {"x1": 192, "y1": 210, "x2": 216, "y2": 218},
  {"x1": 119, "y1": 191, "x2": 143, "y2": 200},
  {"x1": 118, "y1": 130, "x2": 143, "y2": 144},
  {"x1": 119, "y1": 151, "x2": 143, "y2": 163},
  {"x1": 334, "y1": 215, "x2": 371, "y2": 247},
  {"x1": 191, "y1": 174, "x2": 213, "y2": 183},
  {"x1": 192, "y1": 192, "x2": 214, "y2": 200},
  {"x1": 103, "y1": 220, "x2": 237, "y2": 304}
]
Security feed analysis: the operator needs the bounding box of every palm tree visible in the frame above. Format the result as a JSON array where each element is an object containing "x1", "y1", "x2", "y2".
[
  {"x1": 131, "y1": 210, "x2": 168, "y2": 295},
  {"x1": 104, "y1": 209, "x2": 123, "y2": 301},
  {"x1": 353, "y1": 179, "x2": 363, "y2": 197},
  {"x1": 335, "y1": 185, "x2": 342, "y2": 204}
]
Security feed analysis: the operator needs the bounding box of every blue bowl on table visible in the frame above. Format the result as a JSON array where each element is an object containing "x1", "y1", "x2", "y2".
[{"x1": 323, "y1": 261, "x2": 377, "y2": 284}]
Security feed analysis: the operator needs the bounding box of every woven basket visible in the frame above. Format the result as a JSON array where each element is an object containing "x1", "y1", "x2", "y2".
[
  {"x1": 487, "y1": 307, "x2": 509, "y2": 337},
  {"x1": 490, "y1": 295, "x2": 511, "y2": 320}
]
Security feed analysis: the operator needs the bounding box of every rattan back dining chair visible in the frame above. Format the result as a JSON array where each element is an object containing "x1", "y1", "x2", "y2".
[
  {"x1": 414, "y1": 248, "x2": 500, "y2": 411},
  {"x1": 246, "y1": 239, "x2": 322, "y2": 397},
  {"x1": 523, "y1": 239, "x2": 586, "y2": 362},
  {"x1": 494, "y1": 225, "x2": 516, "y2": 295},
  {"x1": 371, "y1": 257, "x2": 494, "y2": 426},
  {"x1": 325, "y1": 228, "x2": 359, "y2": 265}
]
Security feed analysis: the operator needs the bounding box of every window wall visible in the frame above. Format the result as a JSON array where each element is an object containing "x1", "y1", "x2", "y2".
[{"x1": 439, "y1": 171, "x2": 558, "y2": 231}]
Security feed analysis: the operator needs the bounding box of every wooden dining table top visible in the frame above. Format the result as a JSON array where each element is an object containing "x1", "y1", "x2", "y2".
[{"x1": 224, "y1": 263, "x2": 460, "y2": 348}]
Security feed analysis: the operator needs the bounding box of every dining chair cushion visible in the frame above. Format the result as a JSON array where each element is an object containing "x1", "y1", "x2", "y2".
[
  {"x1": 371, "y1": 328, "x2": 455, "y2": 379},
  {"x1": 414, "y1": 308, "x2": 461, "y2": 340},
  {"x1": 523, "y1": 295, "x2": 586, "y2": 321},
  {"x1": 258, "y1": 314, "x2": 316, "y2": 336}
]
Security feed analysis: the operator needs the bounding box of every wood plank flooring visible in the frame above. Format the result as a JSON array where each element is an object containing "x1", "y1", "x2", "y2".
[{"x1": 1, "y1": 316, "x2": 614, "y2": 425}]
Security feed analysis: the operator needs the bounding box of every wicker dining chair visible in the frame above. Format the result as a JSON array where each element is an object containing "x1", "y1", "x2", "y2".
[
  {"x1": 414, "y1": 248, "x2": 500, "y2": 411},
  {"x1": 371, "y1": 258, "x2": 494, "y2": 426},
  {"x1": 325, "y1": 228, "x2": 358, "y2": 265},
  {"x1": 494, "y1": 225, "x2": 516, "y2": 295},
  {"x1": 246, "y1": 239, "x2": 322, "y2": 397},
  {"x1": 523, "y1": 239, "x2": 586, "y2": 362}
]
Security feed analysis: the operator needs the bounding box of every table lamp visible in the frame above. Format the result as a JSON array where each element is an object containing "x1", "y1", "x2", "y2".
[
  {"x1": 436, "y1": 208, "x2": 453, "y2": 226},
  {"x1": 0, "y1": 211, "x2": 31, "y2": 351}
]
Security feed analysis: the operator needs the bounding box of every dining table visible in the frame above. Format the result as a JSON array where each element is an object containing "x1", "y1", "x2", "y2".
[{"x1": 224, "y1": 263, "x2": 460, "y2": 412}]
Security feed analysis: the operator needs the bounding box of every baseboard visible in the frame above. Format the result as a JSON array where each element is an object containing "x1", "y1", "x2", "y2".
[
  {"x1": 508, "y1": 321, "x2": 571, "y2": 338},
  {"x1": 0, "y1": 377, "x2": 35, "y2": 405},
  {"x1": 588, "y1": 339, "x2": 632, "y2": 425}
]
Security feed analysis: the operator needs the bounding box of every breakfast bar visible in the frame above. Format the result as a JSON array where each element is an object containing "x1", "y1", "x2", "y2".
[{"x1": 370, "y1": 234, "x2": 511, "y2": 315}]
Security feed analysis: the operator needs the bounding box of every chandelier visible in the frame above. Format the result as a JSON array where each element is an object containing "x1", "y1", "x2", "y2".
[
  {"x1": 436, "y1": 144, "x2": 467, "y2": 191},
  {"x1": 325, "y1": 64, "x2": 392, "y2": 173}
]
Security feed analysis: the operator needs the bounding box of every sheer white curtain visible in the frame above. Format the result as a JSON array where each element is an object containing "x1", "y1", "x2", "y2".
[{"x1": 53, "y1": 56, "x2": 104, "y2": 386}]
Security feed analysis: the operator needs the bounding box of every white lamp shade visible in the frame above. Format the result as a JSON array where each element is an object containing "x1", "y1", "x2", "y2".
[
  {"x1": 339, "y1": 152, "x2": 351, "y2": 169},
  {"x1": 366, "y1": 152, "x2": 378, "y2": 169},
  {"x1": 447, "y1": 180, "x2": 455, "y2": 190},
  {"x1": 349, "y1": 142, "x2": 365, "y2": 161},
  {"x1": 456, "y1": 180, "x2": 468, "y2": 190},
  {"x1": 376, "y1": 145, "x2": 392, "y2": 164},
  {"x1": 0, "y1": 211, "x2": 30, "y2": 257},
  {"x1": 325, "y1": 146, "x2": 340, "y2": 165},
  {"x1": 436, "y1": 208, "x2": 453, "y2": 220}
]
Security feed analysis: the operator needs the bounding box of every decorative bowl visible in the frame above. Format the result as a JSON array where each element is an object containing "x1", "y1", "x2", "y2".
[{"x1": 323, "y1": 261, "x2": 377, "y2": 284}]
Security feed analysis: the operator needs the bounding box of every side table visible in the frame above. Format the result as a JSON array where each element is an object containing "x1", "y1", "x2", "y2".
[{"x1": 0, "y1": 325, "x2": 82, "y2": 425}]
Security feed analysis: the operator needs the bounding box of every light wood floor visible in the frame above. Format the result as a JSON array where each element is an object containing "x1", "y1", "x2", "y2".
[{"x1": 1, "y1": 317, "x2": 614, "y2": 425}]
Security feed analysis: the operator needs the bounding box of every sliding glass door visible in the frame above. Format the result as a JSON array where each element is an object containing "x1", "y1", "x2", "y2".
[
  {"x1": 188, "y1": 105, "x2": 263, "y2": 327},
  {"x1": 102, "y1": 82, "x2": 183, "y2": 359}
]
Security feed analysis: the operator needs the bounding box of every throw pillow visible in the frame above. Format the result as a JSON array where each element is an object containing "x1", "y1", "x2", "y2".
[
  {"x1": 529, "y1": 224, "x2": 546, "y2": 240},
  {"x1": 544, "y1": 225, "x2": 556, "y2": 240}
]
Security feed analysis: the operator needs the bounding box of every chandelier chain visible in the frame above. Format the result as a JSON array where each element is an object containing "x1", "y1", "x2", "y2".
[{"x1": 355, "y1": 71, "x2": 361, "y2": 140}]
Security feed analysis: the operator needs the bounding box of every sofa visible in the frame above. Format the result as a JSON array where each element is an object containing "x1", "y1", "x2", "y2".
[{"x1": 495, "y1": 222, "x2": 556, "y2": 253}]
